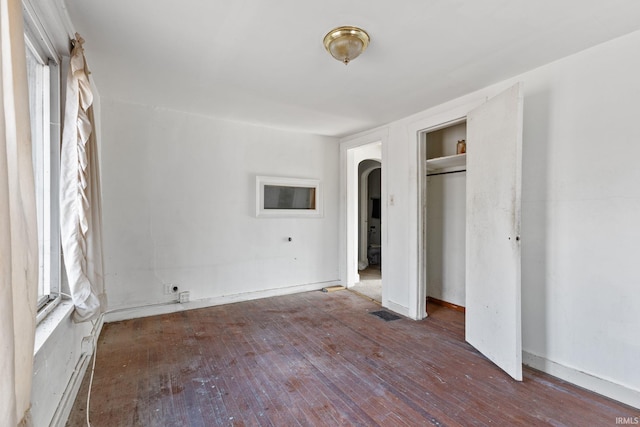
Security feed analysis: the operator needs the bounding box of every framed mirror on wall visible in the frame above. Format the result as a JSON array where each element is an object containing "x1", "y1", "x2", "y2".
[{"x1": 256, "y1": 176, "x2": 323, "y2": 218}]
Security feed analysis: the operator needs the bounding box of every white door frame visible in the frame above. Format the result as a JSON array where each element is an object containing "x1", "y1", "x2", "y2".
[
  {"x1": 339, "y1": 130, "x2": 386, "y2": 290},
  {"x1": 418, "y1": 117, "x2": 467, "y2": 311},
  {"x1": 409, "y1": 100, "x2": 485, "y2": 319}
]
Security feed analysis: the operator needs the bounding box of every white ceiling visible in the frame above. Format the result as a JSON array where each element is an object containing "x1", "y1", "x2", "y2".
[{"x1": 64, "y1": 0, "x2": 640, "y2": 137}]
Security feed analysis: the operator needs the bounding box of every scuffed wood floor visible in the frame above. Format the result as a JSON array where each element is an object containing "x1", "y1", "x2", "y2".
[{"x1": 66, "y1": 291, "x2": 637, "y2": 426}]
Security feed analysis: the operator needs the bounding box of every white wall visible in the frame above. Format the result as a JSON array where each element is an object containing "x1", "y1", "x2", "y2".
[
  {"x1": 517, "y1": 31, "x2": 640, "y2": 406},
  {"x1": 100, "y1": 100, "x2": 340, "y2": 311},
  {"x1": 426, "y1": 172, "x2": 466, "y2": 306},
  {"x1": 342, "y1": 30, "x2": 640, "y2": 407}
]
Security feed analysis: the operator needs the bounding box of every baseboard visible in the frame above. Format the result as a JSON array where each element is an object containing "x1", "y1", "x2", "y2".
[
  {"x1": 50, "y1": 317, "x2": 104, "y2": 427},
  {"x1": 104, "y1": 281, "x2": 337, "y2": 323},
  {"x1": 523, "y1": 351, "x2": 640, "y2": 409},
  {"x1": 384, "y1": 299, "x2": 410, "y2": 318},
  {"x1": 427, "y1": 296, "x2": 466, "y2": 313}
]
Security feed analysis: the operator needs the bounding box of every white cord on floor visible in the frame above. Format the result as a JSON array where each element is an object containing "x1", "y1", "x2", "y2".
[
  {"x1": 86, "y1": 340, "x2": 97, "y2": 427},
  {"x1": 86, "y1": 314, "x2": 103, "y2": 427}
]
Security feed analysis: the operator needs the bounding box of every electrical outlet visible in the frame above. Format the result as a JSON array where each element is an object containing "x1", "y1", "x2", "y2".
[
  {"x1": 164, "y1": 284, "x2": 179, "y2": 295},
  {"x1": 178, "y1": 291, "x2": 190, "y2": 304}
]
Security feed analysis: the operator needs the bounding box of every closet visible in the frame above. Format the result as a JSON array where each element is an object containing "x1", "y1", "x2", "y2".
[
  {"x1": 425, "y1": 121, "x2": 467, "y2": 310},
  {"x1": 419, "y1": 82, "x2": 524, "y2": 381}
]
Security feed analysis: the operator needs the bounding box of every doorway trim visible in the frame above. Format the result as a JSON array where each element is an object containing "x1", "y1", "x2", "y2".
[
  {"x1": 409, "y1": 100, "x2": 484, "y2": 319},
  {"x1": 339, "y1": 129, "x2": 387, "y2": 293}
]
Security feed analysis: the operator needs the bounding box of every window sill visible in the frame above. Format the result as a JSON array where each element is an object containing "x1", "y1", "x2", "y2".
[{"x1": 33, "y1": 299, "x2": 74, "y2": 355}]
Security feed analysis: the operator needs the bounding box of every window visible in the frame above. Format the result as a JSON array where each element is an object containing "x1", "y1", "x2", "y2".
[
  {"x1": 264, "y1": 185, "x2": 316, "y2": 210},
  {"x1": 24, "y1": 29, "x2": 61, "y2": 320},
  {"x1": 256, "y1": 176, "x2": 323, "y2": 218}
]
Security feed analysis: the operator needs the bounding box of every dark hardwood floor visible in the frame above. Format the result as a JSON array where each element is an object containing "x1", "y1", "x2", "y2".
[{"x1": 67, "y1": 290, "x2": 637, "y2": 426}]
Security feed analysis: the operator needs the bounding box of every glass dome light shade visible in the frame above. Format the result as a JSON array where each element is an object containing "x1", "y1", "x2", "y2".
[{"x1": 323, "y1": 26, "x2": 370, "y2": 65}]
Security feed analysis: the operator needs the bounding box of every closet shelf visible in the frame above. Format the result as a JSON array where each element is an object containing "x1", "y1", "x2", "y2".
[{"x1": 426, "y1": 153, "x2": 466, "y2": 173}]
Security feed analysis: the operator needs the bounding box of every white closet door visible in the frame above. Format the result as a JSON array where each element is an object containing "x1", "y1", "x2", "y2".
[{"x1": 466, "y1": 83, "x2": 524, "y2": 380}]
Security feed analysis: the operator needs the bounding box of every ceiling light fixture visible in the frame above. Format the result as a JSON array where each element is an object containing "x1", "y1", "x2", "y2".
[{"x1": 323, "y1": 26, "x2": 370, "y2": 65}]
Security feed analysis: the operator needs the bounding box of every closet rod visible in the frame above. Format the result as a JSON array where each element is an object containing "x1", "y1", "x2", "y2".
[{"x1": 427, "y1": 169, "x2": 466, "y2": 177}]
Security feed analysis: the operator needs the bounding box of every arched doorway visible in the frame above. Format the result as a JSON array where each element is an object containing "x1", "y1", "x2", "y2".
[
  {"x1": 352, "y1": 162, "x2": 382, "y2": 301},
  {"x1": 339, "y1": 136, "x2": 384, "y2": 303}
]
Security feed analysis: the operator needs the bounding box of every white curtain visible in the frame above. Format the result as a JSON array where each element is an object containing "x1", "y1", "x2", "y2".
[
  {"x1": 60, "y1": 34, "x2": 106, "y2": 322},
  {"x1": 0, "y1": 0, "x2": 39, "y2": 424}
]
